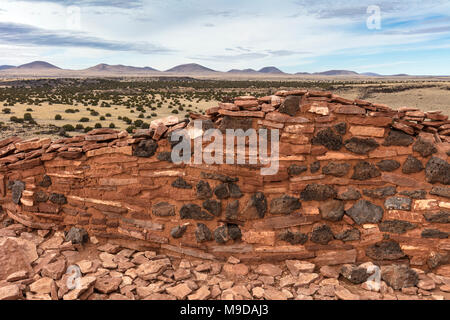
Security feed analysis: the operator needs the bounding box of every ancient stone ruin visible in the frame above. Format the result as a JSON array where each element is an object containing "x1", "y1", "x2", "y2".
[{"x1": 0, "y1": 88, "x2": 449, "y2": 279}]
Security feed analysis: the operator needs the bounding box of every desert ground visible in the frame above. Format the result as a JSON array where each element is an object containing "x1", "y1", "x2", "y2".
[{"x1": 0, "y1": 77, "x2": 449, "y2": 140}]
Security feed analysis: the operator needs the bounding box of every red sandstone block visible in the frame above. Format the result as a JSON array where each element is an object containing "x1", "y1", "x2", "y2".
[
  {"x1": 15, "y1": 138, "x2": 51, "y2": 152},
  {"x1": 152, "y1": 123, "x2": 168, "y2": 140},
  {"x1": 234, "y1": 99, "x2": 259, "y2": 108},
  {"x1": 206, "y1": 106, "x2": 219, "y2": 115},
  {"x1": 84, "y1": 133, "x2": 118, "y2": 141},
  {"x1": 86, "y1": 146, "x2": 132, "y2": 158},
  {"x1": 257, "y1": 120, "x2": 284, "y2": 129},
  {"x1": 0, "y1": 136, "x2": 21, "y2": 149},
  {"x1": 392, "y1": 122, "x2": 415, "y2": 135},
  {"x1": 331, "y1": 95, "x2": 354, "y2": 105},
  {"x1": 218, "y1": 109, "x2": 265, "y2": 118},
  {"x1": 334, "y1": 105, "x2": 366, "y2": 115},
  {"x1": 218, "y1": 103, "x2": 239, "y2": 111},
  {"x1": 308, "y1": 90, "x2": 332, "y2": 98},
  {"x1": 349, "y1": 126, "x2": 385, "y2": 137},
  {"x1": 265, "y1": 112, "x2": 310, "y2": 124},
  {"x1": 38, "y1": 202, "x2": 60, "y2": 214}
]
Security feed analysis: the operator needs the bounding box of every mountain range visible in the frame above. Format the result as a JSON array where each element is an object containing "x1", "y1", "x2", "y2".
[{"x1": 0, "y1": 60, "x2": 409, "y2": 77}]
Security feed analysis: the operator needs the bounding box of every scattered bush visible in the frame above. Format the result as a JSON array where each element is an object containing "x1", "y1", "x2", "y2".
[{"x1": 55, "y1": 114, "x2": 62, "y2": 120}]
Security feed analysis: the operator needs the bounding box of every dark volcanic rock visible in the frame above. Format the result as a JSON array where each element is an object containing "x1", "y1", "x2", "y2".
[
  {"x1": 346, "y1": 200, "x2": 383, "y2": 225},
  {"x1": 310, "y1": 161, "x2": 321, "y2": 174},
  {"x1": 214, "y1": 224, "x2": 242, "y2": 243},
  {"x1": 425, "y1": 157, "x2": 450, "y2": 185},
  {"x1": 335, "y1": 229, "x2": 361, "y2": 242},
  {"x1": 279, "y1": 96, "x2": 300, "y2": 116},
  {"x1": 351, "y1": 161, "x2": 381, "y2": 180},
  {"x1": 152, "y1": 202, "x2": 175, "y2": 217},
  {"x1": 202, "y1": 199, "x2": 222, "y2": 217},
  {"x1": 33, "y1": 191, "x2": 49, "y2": 203},
  {"x1": 227, "y1": 224, "x2": 242, "y2": 240},
  {"x1": 65, "y1": 227, "x2": 88, "y2": 244},
  {"x1": 427, "y1": 252, "x2": 450, "y2": 269},
  {"x1": 376, "y1": 160, "x2": 401, "y2": 172},
  {"x1": 311, "y1": 127, "x2": 343, "y2": 151},
  {"x1": 288, "y1": 164, "x2": 308, "y2": 176},
  {"x1": 344, "y1": 137, "x2": 379, "y2": 155},
  {"x1": 170, "y1": 225, "x2": 187, "y2": 238},
  {"x1": 240, "y1": 192, "x2": 267, "y2": 220},
  {"x1": 49, "y1": 193, "x2": 67, "y2": 205},
  {"x1": 214, "y1": 226, "x2": 228, "y2": 244},
  {"x1": 384, "y1": 196, "x2": 412, "y2": 211},
  {"x1": 340, "y1": 265, "x2": 370, "y2": 284},
  {"x1": 171, "y1": 177, "x2": 192, "y2": 189},
  {"x1": 279, "y1": 230, "x2": 308, "y2": 245},
  {"x1": 11, "y1": 180, "x2": 25, "y2": 204},
  {"x1": 322, "y1": 162, "x2": 350, "y2": 177},
  {"x1": 196, "y1": 180, "x2": 213, "y2": 199},
  {"x1": 399, "y1": 190, "x2": 427, "y2": 199},
  {"x1": 213, "y1": 183, "x2": 243, "y2": 199},
  {"x1": 319, "y1": 199, "x2": 345, "y2": 222},
  {"x1": 430, "y1": 186, "x2": 450, "y2": 199},
  {"x1": 310, "y1": 225, "x2": 334, "y2": 245},
  {"x1": 156, "y1": 152, "x2": 172, "y2": 162},
  {"x1": 413, "y1": 137, "x2": 437, "y2": 157},
  {"x1": 381, "y1": 265, "x2": 418, "y2": 289},
  {"x1": 382, "y1": 130, "x2": 414, "y2": 146},
  {"x1": 334, "y1": 122, "x2": 347, "y2": 135},
  {"x1": 402, "y1": 155, "x2": 424, "y2": 174},
  {"x1": 421, "y1": 229, "x2": 448, "y2": 239},
  {"x1": 300, "y1": 184, "x2": 337, "y2": 201},
  {"x1": 219, "y1": 115, "x2": 253, "y2": 132},
  {"x1": 379, "y1": 220, "x2": 417, "y2": 234},
  {"x1": 225, "y1": 200, "x2": 239, "y2": 220},
  {"x1": 180, "y1": 204, "x2": 214, "y2": 220},
  {"x1": 39, "y1": 175, "x2": 52, "y2": 188},
  {"x1": 366, "y1": 240, "x2": 405, "y2": 260},
  {"x1": 424, "y1": 211, "x2": 450, "y2": 223},
  {"x1": 133, "y1": 139, "x2": 158, "y2": 157},
  {"x1": 195, "y1": 223, "x2": 212, "y2": 242},
  {"x1": 363, "y1": 186, "x2": 397, "y2": 199},
  {"x1": 269, "y1": 195, "x2": 301, "y2": 215},
  {"x1": 337, "y1": 188, "x2": 361, "y2": 201}
]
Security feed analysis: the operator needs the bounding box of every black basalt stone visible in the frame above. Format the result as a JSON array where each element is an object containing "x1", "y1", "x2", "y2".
[
  {"x1": 425, "y1": 157, "x2": 450, "y2": 185},
  {"x1": 413, "y1": 137, "x2": 437, "y2": 157},
  {"x1": 39, "y1": 175, "x2": 52, "y2": 188},
  {"x1": 171, "y1": 177, "x2": 192, "y2": 189},
  {"x1": 214, "y1": 226, "x2": 228, "y2": 244},
  {"x1": 399, "y1": 190, "x2": 427, "y2": 199},
  {"x1": 430, "y1": 186, "x2": 450, "y2": 199},
  {"x1": 322, "y1": 162, "x2": 350, "y2": 177},
  {"x1": 381, "y1": 265, "x2": 418, "y2": 289},
  {"x1": 300, "y1": 184, "x2": 337, "y2": 201},
  {"x1": 241, "y1": 192, "x2": 267, "y2": 220},
  {"x1": 340, "y1": 265, "x2": 370, "y2": 284},
  {"x1": 402, "y1": 155, "x2": 424, "y2": 174},
  {"x1": 382, "y1": 130, "x2": 414, "y2": 146},
  {"x1": 310, "y1": 224, "x2": 334, "y2": 245},
  {"x1": 152, "y1": 202, "x2": 175, "y2": 217},
  {"x1": 195, "y1": 223, "x2": 212, "y2": 242},
  {"x1": 202, "y1": 199, "x2": 222, "y2": 217},
  {"x1": 156, "y1": 151, "x2": 173, "y2": 162},
  {"x1": 196, "y1": 180, "x2": 213, "y2": 200},
  {"x1": 384, "y1": 196, "x2": 412, "y2": 211},
  {"x1": 424, "y1": 211, "x2": 450, "y2": 223},
  {"x1": 319, "y1": 199, "x2": 345, "y2": 222},
  {"x1": 170, "y1": 225, "x2": 187, "y2": 239},
  {"x1": 421, "y1": 229, "x2": 448, "y2": 239},
  {"x1": 225, "y1": 200, "x2": 240, "y2": 220},
  {"x1": 351, "y1": 161, "x2": 381, "y2": 180},
  {"x1": 344, "y1": 137, "x2": 379, "y2": 155},
  {"x1": 362, "y1": 186, "x2": 397, "y2": 199},
  {"x1": 366, "y1": 240, "x2": 406, "y2": 260},
  {"x1": 335, "y1": 229, "x2": 361, "y2": 242},
  {"x1": 64, "y1": 227, "x2": 89, "y2": 244},
  {"x1": 334, "y1": 122, "x2": 347, "y2": 135},
  {"x1": 376, "y1": 160, "x2": 401, "y2": 172},
  {"x1": 200, "y1": 172, "x2": 239, "y2": 183},
  {"x1": 310, "y1": 161, "x2": 321, "y2": 174},
  {"x1": 133, "y1": 139, "x2": 158, "y2": 157},
  {"x1": 279, "y1": 230, "x2": 308, "y2": 245},
  {"x1": 379, "y1": 220, "x2": 417, "y2": 234},
  {"x1": 311, "y1": 127, "x2": 343, "y2": 151},
  {"x1": 227, "y1": 224, "x2": 242, "y2": 240},
  {"x1": 213, "y1": 182, "x2": 243, "y2": 199},
  {"x1": 279, "y1": 96, "x2": 301, "y2": 116},
  {"x1": 288, "y1": 164, "x2": 308, "y2": 176},
  {"x1": 49, "y1": 193, "x2": 67, "y2": 205},
  {"x1": 180, "y1": 204, "x2": 214, "y2": 220},
  {"x1": 11, "y1": 180, "x2": 25, "y2": 205},
  {"x1": 269, "y1": 195, "x2": 301, "y2": 215},
  {"x1": 337, "y1": 188, "x2": 361, "y2": 201},
  {"x1": 33, "y1": 190, "x2": 49, "y2": 203},
  {"x1": 219, "y1": 116, "x2": 253, "y2": 132},
  {"x1": 346, "y1": 200, "x2": 383, "y2": 225}
]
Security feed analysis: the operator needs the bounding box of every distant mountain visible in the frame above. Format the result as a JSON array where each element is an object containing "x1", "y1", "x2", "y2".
[
  {"x1": 258, "y1": 66, "x2": 284, "y2": 74},
  {"x1": 295, "y1": 72, "x2": 311, "y2": 75},
  {"x1": 165, "y1": 63, "x2": 216, "y2": 73},
  {"x1": 392, "y1": 74, "x2": 409, "y2": 76},
  {"x1": 314, "y1": 70, "x2": 359, "y2": 76},
  {"x1": 227, "y1": 68, "x2": 259, "y2": 74},
  {"x1": 17, "y1": 61, "x2": 61, "y2": 69},
  {"x1": 0, "y1": 65, "x2": 15, "y2": 70},
  {"x1": 361, "y1": 72, "x2": 381, "y2": 76},
  {"x1": 85, "y1": 64, "x2": 159, "y2": 73}
]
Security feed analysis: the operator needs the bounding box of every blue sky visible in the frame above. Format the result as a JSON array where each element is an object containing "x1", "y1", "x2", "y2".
[{"x1": 0, "y1": 0, "x2": 449, "y2": 74}]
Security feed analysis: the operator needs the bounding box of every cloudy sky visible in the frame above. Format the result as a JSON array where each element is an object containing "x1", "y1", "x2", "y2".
[{"x1": 0, "y1": 0, "x2": 449, "y2": 74}]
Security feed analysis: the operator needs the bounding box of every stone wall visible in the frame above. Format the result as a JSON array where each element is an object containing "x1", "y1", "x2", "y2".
[{"x1": 0, "y1": 89, "x2": 449, "y2": 274}]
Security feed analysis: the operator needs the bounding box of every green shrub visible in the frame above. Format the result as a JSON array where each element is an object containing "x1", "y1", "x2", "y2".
[
  {"x1": 62, "y1": 124, "x2": 75, "y2": 131},
  {"x1": 2, "y1": 108, "x2": 11, "y2": 114},
  {"x1": 84, "y1": 126, "x2": 93, "y2": 133},
  {"x1": 79, "y1": 117, "x2": 89, "y2": 122},
  {"x1": 75, "y1": 124, "x2": 84, "y2": 130},
  {"x1": 126, "y1": 126, "x2": 136, "y2": 133},
  {"x1": 109, "y1": 123, "x2": 116, "y2": 128},
  {"x1": 94, "y1": 123, "x2": 102, "y2": 128},
  {"x1": 55, "y1": 114, "x2": 62, "y2": 120}
]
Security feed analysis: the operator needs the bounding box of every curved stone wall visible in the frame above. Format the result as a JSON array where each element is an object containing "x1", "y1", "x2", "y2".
[{"x1": 0, "y1": 89, "x2": 449, "y2": 274}]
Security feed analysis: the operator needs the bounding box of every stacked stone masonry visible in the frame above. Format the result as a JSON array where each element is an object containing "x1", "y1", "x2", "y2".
[{"x1": 1, "y1": 89, "x2": 450, "y2": 276}]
